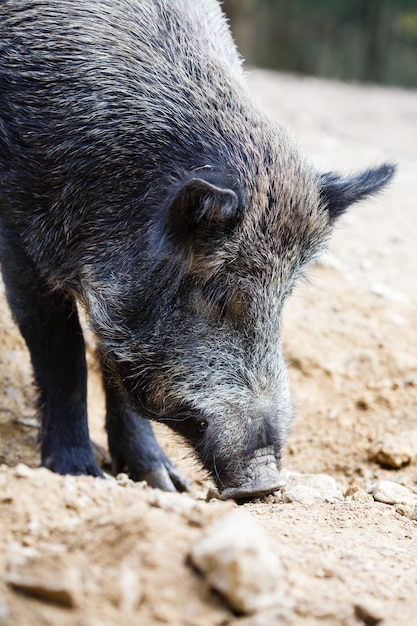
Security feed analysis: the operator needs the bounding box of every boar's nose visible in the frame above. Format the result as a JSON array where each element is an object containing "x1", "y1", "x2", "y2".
[{"x1": 218, "y1": 446, "x2": 283, "y2": 501}]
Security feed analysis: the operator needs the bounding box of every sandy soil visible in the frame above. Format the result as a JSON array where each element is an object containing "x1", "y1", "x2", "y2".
[{"x1": 0, "y1": 70, "x2": 416, "y2": 626}]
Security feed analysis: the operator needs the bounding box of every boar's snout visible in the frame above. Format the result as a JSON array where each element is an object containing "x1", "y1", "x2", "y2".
[{"x1": 218, "y1": 446, "x2": 283, "y2": 501}]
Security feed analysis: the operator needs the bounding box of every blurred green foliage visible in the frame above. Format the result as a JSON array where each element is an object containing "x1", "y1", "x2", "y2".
[{"x1": 222, "y1": 0, "x2": 417, "y2": 87}]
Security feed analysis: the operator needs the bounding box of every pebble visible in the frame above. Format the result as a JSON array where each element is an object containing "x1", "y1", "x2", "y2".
[
  {"x1": 13, "y1": 417, "x2": 39, "y2": 428},
  {"x1": 369, "y1": 431, "x2": 417, "y2": 469},
  {"x1": 281, "y1": 485, "x2": 325, "y2": 505},
  {"x1": 344, "y1": 485, "x2": 374, "y2": 504},
  {"x1": 354, "y1": 598, "x2": 384, "y2": 625},
  {"x1": 395, "y1": 502, "x2": 417, "y2": 520},
  {"x1": 0, "y1": 604, "x2": 9, "y2": 620},
  {"x1": 115, "y1": 473, "x2": 133, "y2": 487},
  {"x1": 190, "y1": 510, "x2": 286, "y2": 614},
  {"x1": 150, "y1": 489, "x2": 207, "y2": 515},
  {"x1": 6, "y1": 544, "x2": 79, "y2": 608},
  {"x1": 14, "y1": 463, "x2": 34, "y2": 479},
  {"x1": 7, "y1": 570, "x2": 77, "y2": 608},
  {"x1": 370, "y1": 282, "x2": 408, "y2": 303},
  {"x1": 369, "y1": 480, "x2": 417, "y2": 507},
  {"x1": 278, "y1": 473, "x2": 344, "y2": 504}
]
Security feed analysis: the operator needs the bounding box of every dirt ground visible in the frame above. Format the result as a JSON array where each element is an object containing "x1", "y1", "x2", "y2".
[{"x1": 0, "y1": 70, "x2": 416, "y2": 626}]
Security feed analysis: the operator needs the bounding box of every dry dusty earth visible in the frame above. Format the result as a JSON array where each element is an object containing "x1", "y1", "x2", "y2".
[{"x1": 0, "y1": 71, "x2": 416, "y2": 626}]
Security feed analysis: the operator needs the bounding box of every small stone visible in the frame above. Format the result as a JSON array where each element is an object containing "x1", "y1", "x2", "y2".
[
  {"x1": 14, "y1": 417, "x2": 39, "y2": 428},
  {"x1": 115, "y1": 473, "x2": 131, "y2": 486},
  {"x1": 14, "y1": 463, "x2": 34, "y2": 478},
  {"x1": 279, "y1": 473, "x2": 344, "y2": 504},
  {"x1": 354, "y1": 598, "x2": 384, "y2": 625},
  {"x1": 7, "y1": 572, "x2": 77, "y2": 607},
  {"x1": 370, "y1": 480, "x2": 417, "y2": 507},
  {"x1": 370, "y1": 283, "x2": 408, "y2": 303},
  {"x1": 369, "y1": 431, "x2": 417, "y2": 469},
  {"x1": 133, "y1": 480, "x2": 147, "y2": 490},
  {"x1": 281, "y1": 485, "x2": 324, "y2": 505},
  {"x1": 190, "y1": 510, "x2": 286, "y2": 614},
  {"x1": 395, "y1": 502, "x2": 417, "y2": 520},
  {"x1": 344, "y1": 486, "x2": 374, "y2": 504},
  {"x1": 0, "y1": 603, "x2": 9, "y2": 620},
  {"x1": 150, "y1": 489, "x2": 197, "y2": 514},
  {"x1": 27, "y1": 519, "x2": 42, "y2": 534},
  {"x1": 6, "y1": 544, "x2": 79, "y2": 608}
]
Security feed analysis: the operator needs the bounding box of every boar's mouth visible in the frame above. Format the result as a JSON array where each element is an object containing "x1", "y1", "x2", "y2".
[{"x1": 218, "y1": 446, "x2": 283, "y2": 501}]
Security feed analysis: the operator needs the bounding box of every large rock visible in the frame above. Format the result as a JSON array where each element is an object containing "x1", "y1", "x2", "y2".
[{"x1": 190, "y1": 510, "x2": 286, "y2": 614}]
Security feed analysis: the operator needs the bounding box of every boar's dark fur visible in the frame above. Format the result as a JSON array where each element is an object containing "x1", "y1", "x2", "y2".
[{"x1": 0, "y1": 0, "x2": 394, "y2": 499}]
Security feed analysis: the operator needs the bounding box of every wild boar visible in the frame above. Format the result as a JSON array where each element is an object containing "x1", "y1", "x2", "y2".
[{"x1": 0, "y1": 0, "x2": 394, "y2": 499}]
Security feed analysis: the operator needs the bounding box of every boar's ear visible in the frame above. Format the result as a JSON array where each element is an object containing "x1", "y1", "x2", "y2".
[
  {"x1": 163, "y1": 177, "x2": 242, "y2": 249},
  {"x1": 320, "y1": 163, "x2": 395, "y2": 222}
]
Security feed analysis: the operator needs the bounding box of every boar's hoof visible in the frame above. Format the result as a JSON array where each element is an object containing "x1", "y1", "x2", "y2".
[
  {"x1": 219, "y1": 448, "x2": 283, "y2": 501},
  {"x1": 142, "y1": 462, "x2": 191, "y2": 493},
  {"x1": 42, "y1": 447, "x2": 104, "y2": 478}
]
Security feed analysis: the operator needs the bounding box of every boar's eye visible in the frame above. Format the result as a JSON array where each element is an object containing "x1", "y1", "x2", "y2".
[
  {"x1": 194, "y1": 286, "x2": 226, "y2": 319},
  {"x1": 214, "y1": 290, "x2": 244, "y2": 320},
  {"x1": 199, "y1": 420, "x2": 209, "y2": 430},
  {"x1": 215, "y1": 294, "x2": 228, "y2": 317},
  {"x1": 195, "y1": 284, "x2": 244, "y2": 322}
]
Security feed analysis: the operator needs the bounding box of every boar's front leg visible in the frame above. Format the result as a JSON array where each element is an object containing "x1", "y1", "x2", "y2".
[
  {"x1": 0, "y1": 222, "x2": 102, "y2": 477},
  {"x1": 103, "y1": 375, "x2": 190, "y2": 492}
]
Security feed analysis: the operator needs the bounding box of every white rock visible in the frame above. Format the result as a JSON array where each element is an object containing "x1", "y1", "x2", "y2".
[
  {"x1": 370, "y1": 282, "x2": 408, "y2": 303},
  {"x1": 282, "y1": 472, "x2": 339, "y2": 491},
  {"x1": 150, "y1": 490, "x2": 198, "y2": 514},
  {"x1": 279, "y1": 473, "x2": 344, "y2": 504},
  {"x1": 281, "y1": 485, "x2": 325, "y2": 505},
  {"x1": 369, "y1": 430, "x2": 417, "y2": 469},
  {"x1": 7, "y1": 569, "x2": 78, "y2": 608},
  {"x1": 115, "y1": 472, "x2": 131, "y2": 486},
  {"x1": 14, "y1": 417, "x2": 38, "y2": 428},
  {"x1": 344, "y1": 486, "x2": 374, "y2": 504},
  {"x1": 190, "y1": 510, "x2": 286, "y2": 614},
  {"x1": 354, "y1": 598, "x2": 385, "y2": 625},
  {"x1": 0, "y1": 603, "x2": 9, "y2": 620},
  {"x1": 370, "y1": 480, "x2": 417, "y2": 507},
  {"x1": 6, "y1": 545, "x2": 79, "y2": 608},
  {"x1": 395, "y1": 502, "x2": 417, "y2": 520},
  {"x1": 14, "y1": 463, "x2": 34, "y2": 478}
]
